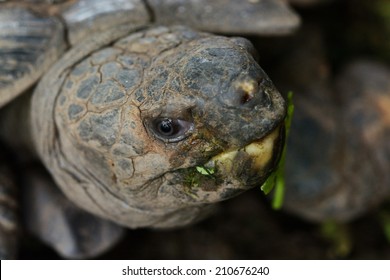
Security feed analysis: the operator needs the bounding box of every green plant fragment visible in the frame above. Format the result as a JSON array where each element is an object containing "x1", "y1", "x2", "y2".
[
  {"x1": 320, "y1": 220, "x2": 352, "y2": 257},
  {"x1": 260, "y1": 91, "x2": 294, "y2": 210},
  {"x1": 261, "y1": 172, "x2": 276, "y2": 195},
  {"x1": 379, "y1": 208, "x2": 390, "y2": 243},
  {"x1": 195, "y1": 166, "x2": 215, "y2": 175}
]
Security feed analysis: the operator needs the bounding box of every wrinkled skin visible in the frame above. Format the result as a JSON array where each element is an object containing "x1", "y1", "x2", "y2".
[{"x1": 32, "y1": 26, "x2": 286, "y2": 229}]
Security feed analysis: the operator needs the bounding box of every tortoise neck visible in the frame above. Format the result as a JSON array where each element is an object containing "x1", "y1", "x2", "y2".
[{"x1": 0, "y1": 91, "x2": 37, "y2": 161}]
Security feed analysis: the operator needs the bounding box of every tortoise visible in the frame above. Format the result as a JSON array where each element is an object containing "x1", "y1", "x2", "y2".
[
  {"x1": 2, "y1": 0, "x2": 390, "y2": 260},
  {"x1": 0, "y1": 0, "x2": 302, "y2": 258}
]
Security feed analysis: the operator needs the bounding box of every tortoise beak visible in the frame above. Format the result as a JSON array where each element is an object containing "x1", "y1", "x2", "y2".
[{"x1": 205, "y1": 124, "x2": 284, "y2": 188}]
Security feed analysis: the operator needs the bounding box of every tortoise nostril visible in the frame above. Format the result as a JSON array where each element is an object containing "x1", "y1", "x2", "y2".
[
  {"x1": 236, "y1": 80, "x2": 259, "y2": 106},
  {"x1": 240, "y1": 90, "x2": 254, "y2": 104}
]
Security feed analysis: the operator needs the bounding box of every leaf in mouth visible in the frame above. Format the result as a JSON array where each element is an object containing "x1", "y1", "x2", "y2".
[{"x1": 261, "y1": 91, "x2": 294, "y2": 210}]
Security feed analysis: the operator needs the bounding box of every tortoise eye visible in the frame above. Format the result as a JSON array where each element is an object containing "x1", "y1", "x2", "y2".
[{"x1": 151, "y1": 118, "x2": 194, "y2": 143}]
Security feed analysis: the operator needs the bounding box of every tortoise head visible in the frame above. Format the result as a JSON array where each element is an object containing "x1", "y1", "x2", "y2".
[{"x1": 34, "y1": 26, "x2": 286, "y2": 228}]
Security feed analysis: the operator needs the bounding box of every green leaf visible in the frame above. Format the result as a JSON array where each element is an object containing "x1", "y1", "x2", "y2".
[
  {"x1": 261, "y1": 172, "x2": 276, "y2": 195},
  {"x1": 196, "y1": 166, "x2": 215, "y2": 175},
  {"x1": 260, "y1": 91, "x2": 294, "y2": 210}
]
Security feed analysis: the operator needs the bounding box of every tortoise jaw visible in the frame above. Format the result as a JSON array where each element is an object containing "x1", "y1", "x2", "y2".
[{"x1": 204, "y1": 125, "x2": 283, "y2": 187}]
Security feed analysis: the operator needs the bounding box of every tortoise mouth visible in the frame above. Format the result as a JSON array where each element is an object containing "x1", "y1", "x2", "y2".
[
  {"x1": 161, "y1": 124, "x2": 284, "y2": 206},
  {"x1": 203, "y1": 124, "x2": 283, "y2": 186}
]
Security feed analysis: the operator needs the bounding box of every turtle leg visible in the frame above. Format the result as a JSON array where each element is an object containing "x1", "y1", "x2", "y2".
[
  {"x1": 22, "y1": 164, "x2": 125, "y2": 259},
  {"x1": 0, "y1": 147, "x2": 19, "y2": 259}
]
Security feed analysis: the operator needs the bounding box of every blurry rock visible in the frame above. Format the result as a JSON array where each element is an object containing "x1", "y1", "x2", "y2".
[
  {"x1": 283, "y1": 57, "x2": 390, "y2": 221},
  {"x1": 262, "y1": 21, "x2": 390, "y2": 222}
]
